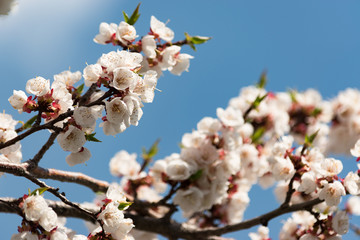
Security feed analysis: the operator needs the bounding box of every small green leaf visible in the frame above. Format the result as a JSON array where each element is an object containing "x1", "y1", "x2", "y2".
[
  {"x1": 251, "y1": 127, "x2": 266, "y2": 144},
  {"x1": 304, "y1": 130, "x2": 319, "y2": 146},
  {"x1": 256, "y1": 71, "x2": 267, "y2": 89},
  {"x1": 184, "y1": 32, "x2": 211, "y2": 51},
  {"x1": 252, "y1": 94, "x2": 268, "y2": 109},
  {"x1": 124, "y1": 3, "x2": 141, "y2": 25},
  {"x1": 184, "y1": 32, "x2": 191, "y2": 42},
  {"x1": 142, "y1": 139, "x2": 160, "y2": 160},
  {"x1": 22, "y1": 115, "x2": 38, "y2": 130},
  {"x1": 189, "y1": 169, "x2": 203, "y2": 181},
  {"x1": 147, "y1": 139, "x2": 160, "y2": 158},
  {"x1": 190, "y1": 36, "x2": 211, "y2": 44},
  {"x1": 118, "y1": 202, "x2": 132, "y2": 211},
  {"x1": 76, "y1": 84, "x2": 84, "y2": 95},
  {"x1": 30, "y1": 187, "x2": 49, "y2": 196},
  {"x1": 122, "y1": 11, "x2": 129, "y2": 22},
  {"x1": 310, "y1": 108, "x2": 322, "y2": 117},
  {"x1": 85, "y1": 133, "x2": 102, "y2": 142},
  {"x1": 289, "y1": 90, "x2": 297, "y2": 103}
]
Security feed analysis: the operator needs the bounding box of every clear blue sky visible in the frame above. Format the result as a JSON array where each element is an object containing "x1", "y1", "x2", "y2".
[{"x1": 1, "y1": 0, "x2": 360, "y2": 239}]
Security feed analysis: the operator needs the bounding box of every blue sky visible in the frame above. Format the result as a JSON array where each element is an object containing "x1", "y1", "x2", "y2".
[{"x1": 1, "y1": 0, "x2": 360, "y2": 239}]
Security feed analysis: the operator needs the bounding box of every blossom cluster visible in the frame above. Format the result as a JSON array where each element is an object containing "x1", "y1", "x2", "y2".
[
  {"x1": 4, "y1": 12, "x2": 205, "y2": 168},
  {"x1": 106, "y1": 84, "x2": 360, "y2": 239},
  {"x1": 0, "y1": 112, "x2": 22, "y2": 173},
  {"x1": 12, "y1": 192, "x2": 88, "y2": 240},
  {"x1": 94, "y1": 16, "x2": 194, "y2": 76}
]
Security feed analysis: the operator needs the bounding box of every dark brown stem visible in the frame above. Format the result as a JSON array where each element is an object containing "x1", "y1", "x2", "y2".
[
  {"x1": 78, "y1": 83, "x2": 98, "y2": 106},
  {"x1": 280, "y1": 175, "x2": 296, "y2": 208},
  {"x1": 0, "y1": 197, "x2": 324, "y2": 240},
  {"x1": 26, "y1": 131, "x2": 60, "y2": 169}
]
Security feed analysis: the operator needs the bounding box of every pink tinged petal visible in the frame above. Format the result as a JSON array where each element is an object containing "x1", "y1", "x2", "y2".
[
  {"x1": 8, "y1": 90, "x2": 27, "y2": 110},
  {"x1": 66, "y1": 148, "x2": 91, "y2": 166},
  {"x1": 169, "y1": 53, "x2": 194, "y2": 76},
  {"x1": 150, "y1": 16, "x2": 174, "y2": 42}
]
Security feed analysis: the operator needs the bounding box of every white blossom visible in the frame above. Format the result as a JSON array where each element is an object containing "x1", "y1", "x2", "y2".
[
  {"x1": 347, "y1": 196, "x2": 360, "y2": 215},
  {"x1": 106, "y1": 183, "x2": 127, "y2": 204},
  {"x1": 319, "y1": 181, "x2": 346, "y2": 206},
  {"x1": 159, "y1": 45, "x2": 181, "y2": 70},
  {"x1": 197, "y1": 117, "x2": 221, "y2": 134},
  {"x1": 299, "y1": 234, "x2": 319, "y2": 240},
  {"x1": 57, "y1": 125, "x2": 86, "y2": 152},
  {"x1": 94, "y1": 22, "x2": 117, "y2": 44},
  {"x1": 173, "y1": 187, "x2": 204, "y2": 217},
  {"x1": 25, "y1": 76, "x2": 50, "y2": 96},
  {"x1": 332, "y1": 211, "x2": 349, "y2": 235},
  {"x1": 65, "y1": 147, "x2": 91, "y2": 166},
  {"x1": 83, "y1": 64, "x2": 102, "y2": 87},
  {"x1": 8, "y1": 90, "x2": 27, "y2": 111},
  {"x1": 141, "y1": 35, "x2": 156, "y2": 58},
  {"x1": 227, "y1": 190, "x2": 250, "y2": 224},
  {"x1": 271, "y1": 156, "x2": 295, "y2": 181},
  {"x1": 71, "y1": 235, "x2": 88, "y2": 240},
  {"x1": 51, "y1": 80, "x2": 73, "y2": 115},
  {"x1": 73, "y1": 106, "x2": 98, "y2": 129},
  {"x1": 318, "y1": 158, "x2": 343, "y2": 177},
  {"x1": 105, "y1": 97, "x2": 129, "y2": 124},
  {"x1": 98, "y1": 202, "x2": 134, "y2": 239},
  {"x1": 97, "y1": 51, "x2": 142, "y2": 72},
  {"x1": 109, "y1": 150, "x2": 140, "y2": 178},
  {"x1": 54, "y1": 70, "x2": 82, "y2": 87},
  {"x1": 344, "y1": 171, "x2": 360, "y2": 195},
  {"x1": 0, "y1": 129, "x2": 21, "y2": 155},
  {"x1": 297, "y1": 172, "x2": 317, "y2": 194},
  {"x1": 116, "y1": 21, "x2": 138, "y2": 45},
  {"x1": 216, "y1": 107, "x2": 244, "y2": 127},
  {"x1": 249, "y1": 226, "x2": 269, "y2": 240},
  {"x1": 50, "y1": 227, "x2": 68, "y2": 240},
  {"x1": 39, "y1": 207, "x2": 58, "y2": 231},
  {"x1": 130, "y1": 229, "x2": 158, "y2": 240},
  {"x1": 11, "y1": 232, "x2": 38, "y2": 240},
  {"x1": 134, "y1": 70, "x2": 158, "y2": 103},
  {"x1": 100, "y1": 120, "x2": 127, "y2": 136},
  {"x1": 23, "y1": 194, "x2": 48, "y2": 222},
  {"x1": 150, "y1": 16, "x2": 174, "y2": 42},
  {"x1": 111, "y1": 67, "x2": 139, "y2": 91},
  {"x1": 169, "y1": 53, "x2": 194, "y2": 76},
  {"x1": 350, "y1": 139, "x2": 360, "y2": 157},
  {"x1": 166, "y1": 158, "x2": 193, "y2": 181}
]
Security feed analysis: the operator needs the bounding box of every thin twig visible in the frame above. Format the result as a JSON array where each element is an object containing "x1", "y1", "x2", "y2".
[
  {"x1": 280, "y1": 175, "x2": 296, "y2": 208},
  {"x1": 26, "y1": 131, "x2": 60, "y2": 169}
]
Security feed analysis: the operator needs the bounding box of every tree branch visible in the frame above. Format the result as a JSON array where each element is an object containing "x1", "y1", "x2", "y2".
[
  {"x1": 0, "y1": 162, "x2": 109, "y2": 193},
  {"x1": 0, "y1": 196, "x2": 323, "y2": 240},
  {"x1": 0, "y1": 163, "x2": 97, "y2": 222}
]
